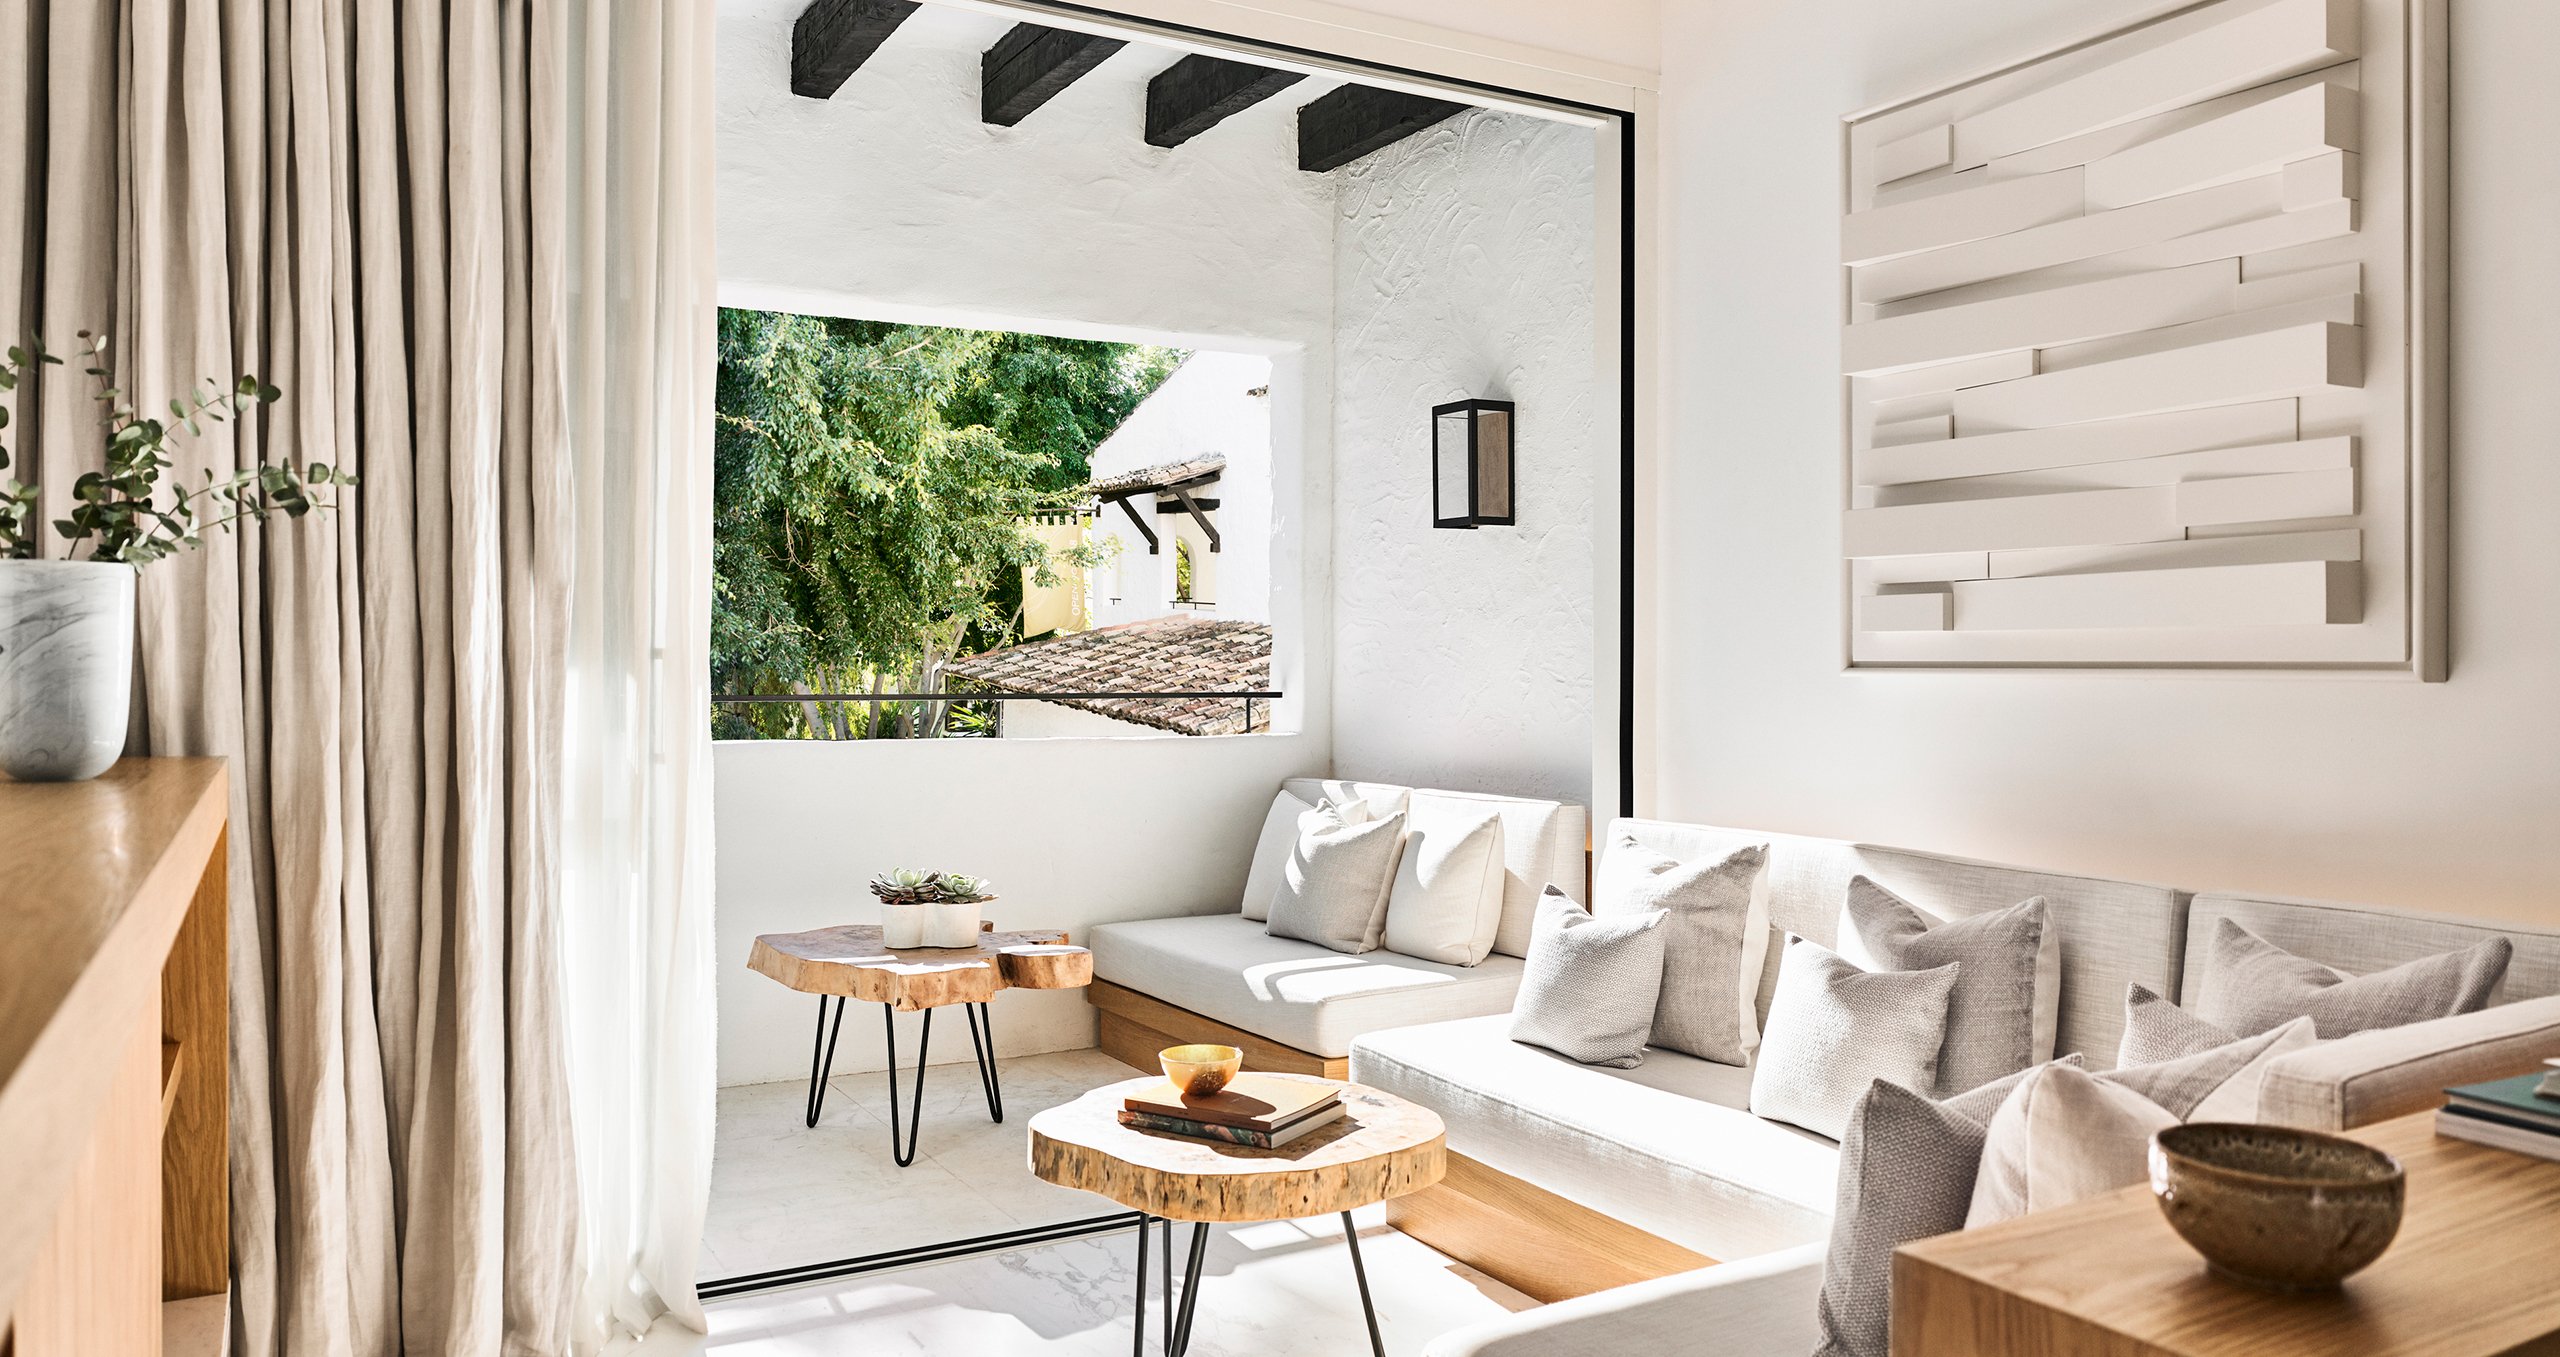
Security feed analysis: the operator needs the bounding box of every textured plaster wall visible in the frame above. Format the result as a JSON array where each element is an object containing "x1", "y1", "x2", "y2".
[
  {"x1": 1084, "y1": 350, "x2": 1276, "y2": 628},
  {"x1": 1653, "y1": 0, "x2": 2560, "y2": 924},
  {"x1": 1328, "y1": 109, "x2": 1600, "y2": 808}
]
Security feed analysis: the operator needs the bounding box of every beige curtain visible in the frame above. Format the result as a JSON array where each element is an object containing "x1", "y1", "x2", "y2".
[{"x1": 0, "y1": 2, "x2": 711, "y2": 1351}]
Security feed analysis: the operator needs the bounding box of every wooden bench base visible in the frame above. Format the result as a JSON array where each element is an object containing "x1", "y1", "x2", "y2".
[
  {"x1": 1088, "y1": 980, "x2": 1347, "y2": 1079},
  {"x1": 1386, "y1": 1150, "x2": 1716, "y2": 1303}
]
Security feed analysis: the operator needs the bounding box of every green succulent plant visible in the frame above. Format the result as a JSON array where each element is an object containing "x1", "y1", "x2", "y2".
[{"x1": 866, "y1": 867, "x2": 994, "y2": 905}]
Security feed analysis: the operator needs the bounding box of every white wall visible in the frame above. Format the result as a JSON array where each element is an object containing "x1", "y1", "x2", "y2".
[
  {"x1": 1652, "y1": 0, "x2": 2560, "y2": 925},
  {"x1": 1085, "y1": 350, "x2": 1276, "y2": 627},
  {"x1": 714, "y1": 1, "x2": 1335, "y2": 1083},
  {"x1": 1328, "y1": 108, "x2": 1600, "y2": 808}
]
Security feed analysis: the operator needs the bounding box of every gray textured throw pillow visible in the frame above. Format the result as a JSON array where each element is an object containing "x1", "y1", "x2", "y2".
[
  {"x1": 1594, "y1": 837, "x2": 1770, "y2": 1066},
  {"x1": 1748, "y1": 938, "x2": 1959, "y2": 1141},
  {"x1": 2102, "y1": 1011, "x2": 2316, "y2": 1121},
  {"x1": 1508, "y1": 887, "x2": 1669, "y2": 1068},
  {"x1": 2117, "y1": 981, "x2": 2246, "y2": 1066},
  {"x1": 1812, "y1": 1058, "x2": 2077, "y2": 1357},
  {"x1": 2195, "y1": 918, "x2": 2513, "y2": 1039},
  {"x1": 1263, "y1": 803, "x2": 1406, "y2": 955},
  {"x1": 1837, "y1": 877, "x2": 2056, "y2": 1097}
]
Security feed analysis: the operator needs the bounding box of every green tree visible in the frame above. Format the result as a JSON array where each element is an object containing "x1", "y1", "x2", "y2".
[{"x1": 711, "y1": 309, "x2": 1177, "y2": 739}]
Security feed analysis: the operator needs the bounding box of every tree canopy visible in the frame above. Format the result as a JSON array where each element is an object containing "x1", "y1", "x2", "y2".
[{"x1": 711, "y1": 309, "x2": 1179, "y2": 738}]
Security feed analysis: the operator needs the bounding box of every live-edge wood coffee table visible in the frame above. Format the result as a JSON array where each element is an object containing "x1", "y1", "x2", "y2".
[
  {"x1": 1030, "y1": 1075, "x2": 1446, "y2": 1357},
  {"x1": 748, "y1": 922, "x2": 1091, "y2": 1165}
]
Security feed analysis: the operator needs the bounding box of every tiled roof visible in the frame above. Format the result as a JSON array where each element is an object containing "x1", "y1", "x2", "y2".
[
  {"x1": 943, "y1": 616, "x2": 1272, "y2": 737},
  {"x1": 1088, "y1": 454, "x2": 1225, "y2": 499}
]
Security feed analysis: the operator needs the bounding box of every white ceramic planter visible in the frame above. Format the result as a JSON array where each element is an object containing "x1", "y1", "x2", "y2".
[
  {"x1": 881, "y1": 902, "x2": 926, "y2": 949},
  {"x1": 925, "y1": 897, "x2": 986, "y2": 948},
  {"x1": 0, "y1": 560, "x2": 137, "y2": 782}
]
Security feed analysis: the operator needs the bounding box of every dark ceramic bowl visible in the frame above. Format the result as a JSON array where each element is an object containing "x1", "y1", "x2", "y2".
[{"x1": 2149, "y1": 1122, "x2": 2406, "y2": 1292}]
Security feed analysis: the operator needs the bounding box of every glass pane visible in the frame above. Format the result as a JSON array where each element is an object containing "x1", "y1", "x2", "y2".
[
  {"x1": 1435, "y1": 410, "x2": 1475, "y2": 521},
  {"x1": 1475, "y1": 409, "x2": 1512, "y2": 520}
]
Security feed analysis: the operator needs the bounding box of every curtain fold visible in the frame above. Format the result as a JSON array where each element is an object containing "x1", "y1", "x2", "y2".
[{"x1": 3, "y1": 1, "x2": 715, "y2": 1351}]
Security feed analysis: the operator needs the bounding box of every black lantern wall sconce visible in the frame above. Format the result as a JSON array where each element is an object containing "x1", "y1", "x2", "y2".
[{"x1": 1431, "y1": 398, "x2": 1515, "y2": 529}]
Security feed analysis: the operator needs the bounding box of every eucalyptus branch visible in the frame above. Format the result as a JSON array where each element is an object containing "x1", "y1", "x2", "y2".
[{"x1": 0, "y1": 331, "x2": 353, "y2": 565}]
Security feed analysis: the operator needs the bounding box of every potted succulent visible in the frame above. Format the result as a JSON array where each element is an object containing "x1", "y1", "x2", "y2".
[
  {"x1": 0, "y1": 333, "x2": 350, "y2": 781},
  {"x1": 868, "y1": 868, "x2": 999, "y2": 948}
]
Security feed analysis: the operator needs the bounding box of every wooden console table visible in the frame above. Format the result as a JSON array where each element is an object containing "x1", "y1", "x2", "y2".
[
  {"x1": 1, "y1": 759, "x2": 231, "y2": 1354},
  {"x1": 1892, "y1": 1108, "x2": 2560, "y2": 1357}
]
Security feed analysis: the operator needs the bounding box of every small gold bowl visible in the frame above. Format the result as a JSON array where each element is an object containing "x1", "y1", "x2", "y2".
[
  {"x1": 2150, "y1": 1123, "x2": 2405, "y2": 1292},
  {"x1": 1160, "y1": 1044, "x2": 1243, "y2": 1098}
]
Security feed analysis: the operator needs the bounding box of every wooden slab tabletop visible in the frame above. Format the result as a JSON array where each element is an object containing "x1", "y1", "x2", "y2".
[
  {"x1": 1892, "y1": 1109, "x2": 2560, "y2": 1357},
  {"x1": 747, "y1": 923, "x2": 1089, "y2": 1009},
  {"x1": 1030, "y1": 1075, "x2": 1446, "y2": 1222}
]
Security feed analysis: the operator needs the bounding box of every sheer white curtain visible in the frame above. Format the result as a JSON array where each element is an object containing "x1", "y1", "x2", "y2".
[{"x1": 556, "y1": 0, "x2": 721, "y2": 1346}]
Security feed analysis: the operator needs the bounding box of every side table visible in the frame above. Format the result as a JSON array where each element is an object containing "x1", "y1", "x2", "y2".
[
  {"x1": 748, "y1": 922, "x2": 1092, "y2": 1165},
  {"x1": 1030, "y1": 1075, "x2": 1446, "y2": 1357},
  {"x1": 1891, "y1": 1108, "x2": 2560, "y2": 1356}
]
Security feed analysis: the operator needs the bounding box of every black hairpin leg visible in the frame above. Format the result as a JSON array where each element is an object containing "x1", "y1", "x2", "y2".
[
  {"x1": 884, "y1": 1005, "x2": 934, "y2": 1167},
  {"x1": 803, "y1": 996, "x2": 848, "y2": 1128},
  {"x1": 965, "y1": 1001, "x2": 1005, "y2": 1123},
  {"x1": 1168, "y1": 1222, "x2": 1210, "y2": 1357},
  {"x1": 1131, "y1": 1214, "x2": 1150, "y2": 1357},
  {"x1": 1342, "y1": 1211, "x2": 1385, "y2": 1357}
]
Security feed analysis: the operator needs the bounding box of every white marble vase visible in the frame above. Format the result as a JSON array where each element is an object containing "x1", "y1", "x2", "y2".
[{"x1": 0, "y1": 560, "x2": 137, "y2": 782}]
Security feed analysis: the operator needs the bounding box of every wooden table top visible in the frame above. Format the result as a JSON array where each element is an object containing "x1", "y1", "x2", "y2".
[
  {"x1": 1892, "y1": 1109, "x2": 2560, "y2": 1357},
  {"x1": 747, "y1": 922, "x2": 1090, "y2": 1010},
  {"x1": 1029, "y1": 1075, "x2": 1446, "y2": 1223},
  {"x1": 0, "y1": 759, "x2": 229, "y2": 1325}
]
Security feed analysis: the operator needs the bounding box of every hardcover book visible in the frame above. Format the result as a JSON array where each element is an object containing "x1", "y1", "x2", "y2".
[
  {"x1": 1122, "y1": 1074, "x2": 1340, "y2": 1131},
  {"x1": 2443, "y1": 1073, "x2": 2560, "y2": 1133},
  {"x1": 1116, "y1": 1102, "x2": 1346, "y2": 1149}
]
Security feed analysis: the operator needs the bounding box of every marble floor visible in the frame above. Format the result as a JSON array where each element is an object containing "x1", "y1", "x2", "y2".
[
  {"x1": 660, "y1": 1205, "x2": 1532, "y2": 1356},
  {"x1": 704, "y1": 1047, "x2": 1146, "y2": 1281},
  {"x1": 691, "y1": 1047, "x2": 1535, "y2": 1354}
]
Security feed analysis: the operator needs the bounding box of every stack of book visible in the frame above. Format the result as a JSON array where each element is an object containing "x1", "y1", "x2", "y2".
[
  {"x1": 2435, "y1": 1060, "x2": 2560, "y2": 1162},
  {"x1": 1118, "y1": 1074, "x2": 1344, "y2": 1148}
]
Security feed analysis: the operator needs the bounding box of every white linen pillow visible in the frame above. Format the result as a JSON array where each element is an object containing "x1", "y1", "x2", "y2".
[
  {"x1": 1509, "y1": 887, "x2": 1670, "y2": 1068},
  {"x1": 1595, "y1": 837, "x2": 1770, "y2": 1065},
  {"x1": 1264, "y1": 801, "x2": 1405, "y2": 955},
  {"x1": 1239, "y1": 789, "x2": 1316, "y2": 922},
  {"x1": 1748, "y1": 937, "x2": 1959, "y2": 1141},
  {"x1": 1383, "y1": 796, "x2": 1506, "y2": 966},
  {"x1": 1966, "y1": 1062, "x2": 2177, "y2": 1228}
]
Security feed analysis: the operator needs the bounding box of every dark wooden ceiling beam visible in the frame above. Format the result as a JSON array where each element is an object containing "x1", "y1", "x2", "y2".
[
  {"x1": 1145, "y1": 55, "x2": 1306, "y2": 148},
  {"x1": 1297, "y1": 85, "x2": 1469, "y2": 172},
  {"x1": 982, "y1": 24, "x2": 1126, "y2": 127},
  {"x1": 791, "y1": 0, "x2": 921, "y2": 100}
]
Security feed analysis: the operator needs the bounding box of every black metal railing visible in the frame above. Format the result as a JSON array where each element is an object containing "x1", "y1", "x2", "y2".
[{"x1": 712, "y1": 690, "x2": 1281, "y2": 738}]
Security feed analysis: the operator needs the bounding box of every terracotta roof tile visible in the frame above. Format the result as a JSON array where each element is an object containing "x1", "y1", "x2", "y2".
[
  {"x1": 944, "y1": 615, "x2": 1272, "y2": 737},
  {"x1": 1089, "y1": 454, "x2": 1225, "y2": 499}
]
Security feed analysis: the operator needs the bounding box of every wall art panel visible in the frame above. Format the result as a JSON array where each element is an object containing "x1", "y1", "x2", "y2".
[{"x1": 1841, "y1": 0, "x2": 2445, "y2": 675}]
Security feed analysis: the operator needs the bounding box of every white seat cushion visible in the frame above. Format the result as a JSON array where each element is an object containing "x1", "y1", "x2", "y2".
[
  {"x1": 1351, "y1": 1014, "x2": 1840, "y2": 1262},
  {"x1": 1089, "y1": 914, "x2": 1526, "y2": 1058}
]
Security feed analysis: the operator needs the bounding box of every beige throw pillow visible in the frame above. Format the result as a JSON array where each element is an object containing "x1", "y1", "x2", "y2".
[
  {"x1": 1382, "y1": 797, "x2": 1506, "y2": 966},
  {"x1": 1965, "y1": 1062, "x2": 2176, "y2": 1228},
  {"x1": 1264, "y1": 800, "x2": 1405, "y2": 954},
  {"x1": 1594, "y1": 837, "x2": 1770, "y2": 1065}
]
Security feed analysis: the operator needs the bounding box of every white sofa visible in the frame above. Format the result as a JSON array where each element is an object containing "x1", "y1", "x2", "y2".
[
  {"x1": 1085, "y1": 778, "x2": 1588, "y2": 1066},
  {"x1": 1349, "y1": 818, "x2": 2560, "y2": 1357}
]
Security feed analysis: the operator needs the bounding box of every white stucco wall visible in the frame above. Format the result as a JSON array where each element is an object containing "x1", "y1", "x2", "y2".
[
  {"x1": 1651, "y1": 0, "x2": 2560, "y2": 925},
  {"x1": 1085, "y1": 350, "x2": 1276, "y2": 627},
  {"x1": 1327, "y1": 109, "x2": 1600, "y2": 809},
  {"x1": 712, "y1": 2, "x2": 1337, "y2": 1083}
]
